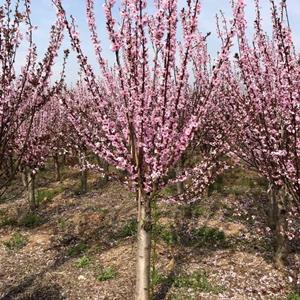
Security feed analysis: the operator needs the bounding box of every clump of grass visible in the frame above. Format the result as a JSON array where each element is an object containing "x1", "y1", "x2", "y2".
[
  {"x1": 208, "y1": 175, "x2": 225, "y2": 196},
  {"x1": 174, "y1": 270, "x2": 225, "y2": 294},
  {"x1": 36, "y1": 187, "x2": 63, "y2": 204},
  {"x1": 153, "y1": 224, "x2": 179, "y2": 246},
  {"x1": 96, "y1": 207, "x2": 109, "y2": 214},
  {"x1": 171, "y1": 294, "x2": 193, "y2": 300},
  {"x1": 96, "y1": 266, "x2": 117, "y2": 281},
  {"x1": 57, "y1": 218, "x2": 69, "y2": 231},
  {"x1": 220, "y1": 167, "x2": 268, "y2": 197},
  {"x1": 75, "y1": 255, "x2": 91, "y2": 268},
  {"x1": 190, "y1": 226, "x2": 226, "y2": 247},
  {"x1": 68, "y1": 242, "x2": 88, "y2": 257},
  {"x1": 19, "y1": 213, "x2": 43, "y2": 228},
  {"x1": 117, "y1": 218, "x2": 137, "y2": 238},
  {"x1": 151, "y1": 269, "x2": 171, "y2": 286},
  {"x1": 151, "y1": 269, "x2": 164, "y2": 286},
  {"x1": 4, "y1": 232, "x2": 27, "y2": 250},
  {"x1": 183, "y1": 204, "x2": 205, "y2": 219},
  {"x1": 287, "y1": 293, "x2": 300, "y2": 300},
  {"x1": 159, "y1": 184, "x2": 178, "y2": 198},
  {"x1": 1, "y1": 216, "x2": 17, "y2": 227},
  {"x1": 0, "y1": 194, "x2": 10, "y2": 204}
]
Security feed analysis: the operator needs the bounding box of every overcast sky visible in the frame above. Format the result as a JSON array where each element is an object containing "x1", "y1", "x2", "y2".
[{"x1": 17, "y1": 0, "x2": 300, "y2": 83}]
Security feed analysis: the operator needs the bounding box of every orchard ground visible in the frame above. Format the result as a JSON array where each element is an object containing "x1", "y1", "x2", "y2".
[{"x1": 0, "y1": 164, "x2": 299, "y2": 300}]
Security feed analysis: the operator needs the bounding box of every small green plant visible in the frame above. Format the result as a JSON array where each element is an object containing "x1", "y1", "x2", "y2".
[
  {"x1": 96, "y1": 266, "x2": 117, "y2": 281},
  {"x1": 287, "y1": 293, "x2": 300, "y2": 300},
  {"x1": 170, "y1": 293, "x2": 193, "y2": 300},
  {"x1": 96, "y1": 207, "x2": 109, "y2": 214},
  {"x1": 75, "y1": 255, "x2": 91, "y2": 268},
  {"x1": 153, "y1": 224, "x2": 178, "y2": 245},
  {"x1": 118, "y1": 218, "x2": 137, "y2": 238},
  {"x1": 1, "y1": 216, "x2": 17, "y2": 227},
  {"x1": 191, "y1": 226, "x2": 225, "y2": 247},
  {"x1": 191, "y1": 206, "x2": 205, "y2": 218},
  {"x1": 57, "y1": 218, "x2": 69, "y2": 230},
  {"x1": 36, "y1": 187, "x2": 63, "y2": 204},
  {"x1": 174, "y1": 270, "x2": 225, "y2": 294},
  {"x1": 151, "y1": 269, "x2": 170, "y2": 286},
  {"x1": 208, "y1": 175, "x2": 224, "y2": 196},
  {"x1": 4, "y1": 232, "x2": 27, "y2": 250},
  {"x1": 0, "y1": 194, "x2": 9, "y2": 204},
  {"x1": 159, "y1": 184, "x2": 178, "y2": 198},
  {"x1": 20, "y1": 213, "x2": 43, "y2": 228},
  {"x1": 68, "y1": 242, "x2": 88, "y2": 257},
  {"x1": 183, "y1": 204, "x2": 205, "y2": 218}
]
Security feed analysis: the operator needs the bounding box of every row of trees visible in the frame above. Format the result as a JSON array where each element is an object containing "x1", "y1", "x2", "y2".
[{"x1": 1, "y1": 0, "x2": 299, "y2": 299}]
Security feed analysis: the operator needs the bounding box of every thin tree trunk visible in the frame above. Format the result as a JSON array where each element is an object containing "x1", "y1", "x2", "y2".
[
  {"x1": 22, "y1": 168, "x2": 29, "y2": 188},
  {"x1": 62, "y1": 153, "x2": 66, "y2": 166},
  {"x1": 269, "y1": 185, "x2": 287, "y2": 269},
  {"x1": 274, "y1": 188, "x2": 287, "y2": 269},
  {"x1": 97, "y1": 156, "x2": 109, "y2": 183},
  {"x1": 268, "y1": 183, "x2": 277, "y2": 231},
  {"x1": 79, "y1": 152, "x2": 88, "y2": 194},
  {"x1": 54, "y1": 154, "x2": 61, "y2": 182},
  {"x1": 80, "y1": 168, "x2": 88, "y2": 194},
  {"x1": 9, "y1": 155, "x2": 14, "y2": 178},
  {"x1": 175, "y1": 158, "x2": 185, "y2": 194},
  {"x1": 102, "y1": 160, "x2": 109, "y2": 183},
  {"x1": 135, "y1": 188, "x2": 151, "y2": 300},
  {"x1": 28, "y1": 172, "x2": 37, "y2": 210}
]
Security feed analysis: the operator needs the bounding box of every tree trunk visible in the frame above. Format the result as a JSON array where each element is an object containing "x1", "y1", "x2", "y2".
[
  {"x1": 269, "y1": 185, "x2": 287, "y2": 269},
  {"x1": 135, "y1": 188, "x2": 151, "y2": 300},
  {"x1": 54, "y1": 154, "x2": 61, "y2": 182},
  {"x1": 80, "y1": 169, "x2": 88, "y2": 194},
  {"x1": 28, "y1": 172, "x2": 37, "y2": 211},
  {"x1": 97, "y1": 156, "x2": 109, "y2": 184},
  {"x1": 9, "y1": 155, "x2": 14, "y2": 178},
  {"x1": 22, "y1": 169, "x2": 29, "y2": 188},
  {"x1": 62, "y1": 153, "x2": 66, "y2": 166},
  {"x1": 79, "y1": 153, "x2": 88, "y2": 194},
  {"x1": 268, "y1": 183, "x2": 277, "y2": 231},
  {"x1": 176, "y1": 177, "x2": 184, "y2": 194},
  {"x1": 175, "y1": 158, "x2": 185, "y2": 194},
  {"x1": 102, "y1": 160, "x2": 109, "y2": 183}
]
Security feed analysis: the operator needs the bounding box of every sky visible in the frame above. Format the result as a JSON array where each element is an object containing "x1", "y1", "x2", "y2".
[{"x1": 11, "y1": 0, "x2": 300, "y2": 84}]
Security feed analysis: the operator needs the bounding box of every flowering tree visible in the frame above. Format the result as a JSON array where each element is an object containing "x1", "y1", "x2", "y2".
[
  {"x1": 57, "y1": 83, "x2": 104, "y2": 193},
  {"x1": 0, "y1": 0, "x2": 64, "y2": 193},
  {"x1": 54, "y1": 0, "x2": 239, "y2": 298},
  {"x1": 15, "y1": 79, "x2": 66, "y2": 209},
  {"x1": 220, "y1": 0, "x2": 300, "y2": 268},
  {"x1": 16, "y1": 101, "x2": 53, "y2": 209}
]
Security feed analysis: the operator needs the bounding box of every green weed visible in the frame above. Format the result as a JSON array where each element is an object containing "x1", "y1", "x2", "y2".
[
  {"x1": 96, "y1": 266, "x2": 117, "y2": 281},
  {"x1": 20, "y1": 213, "x2": 43, "y2": 228},
  {"x1": 57, "y1": 218, "x2": 69, "y2": 231},
  {"x1": 151, "y1": 269, "x2": 172, "y2": 287},
  {"x1": 153, "y1": 224, "x2": 179, "y2": 245},
  {"x1": 287, "y1": 293, "x2": 300, "y2": 300},
  {"x1": 4, "y1": 232, "x2": 27, "y2": 250},
  {"x1": 36, "y1": 187, "x2": 63, "y2": 204},
  {"x1": 68, "y1": 242, "x2": 88, "y2": 257},
  {"x1": 1, "y1": 216, "x2": 17, "y2": 227},
  {"x1": 117, "y1": 218, "x2": 137, "y2": 238},
  {"x1": 75, "y1": 255, "x2": 91, "y2": 268},
  {"x1": 174, "y1": 270, "x2": 225, "y2": 294},
  {"x1": 190, "y1": 226, "x2": 226, "y2": 247}
]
